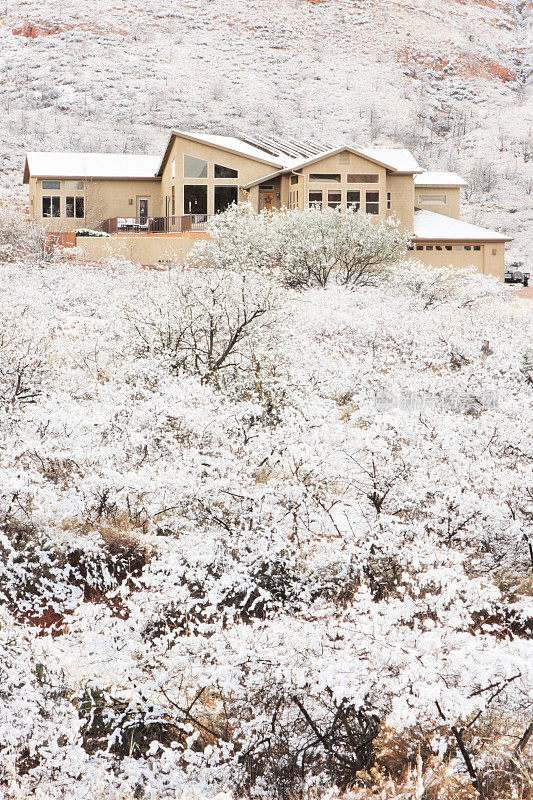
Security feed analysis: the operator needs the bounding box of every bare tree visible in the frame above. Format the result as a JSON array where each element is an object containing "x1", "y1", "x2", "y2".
[{"x1": 129, "y1": 270, "x2": 273, "y2": 384}]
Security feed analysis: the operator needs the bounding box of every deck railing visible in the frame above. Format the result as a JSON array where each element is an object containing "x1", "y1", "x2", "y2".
[{"x1": 100, "y1": 214, "x2": 209, "y2": 235}]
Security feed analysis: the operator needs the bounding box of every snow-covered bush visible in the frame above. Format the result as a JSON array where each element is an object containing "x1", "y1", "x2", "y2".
[
  {"x1": 0, "y1": 255, "x2": 532, "y2": 800},
  {"x1": 397, "y1": 260, "x2": 509, "y2": 307},
  {"x1": 0, "y1": 209, "x2": 51, "y2": 262},
  {"x1": 0, "y1": 313, "x2": 47, "y2": 408},
  {"x1": 75, "y1": 228, "x2": 110, "y2": 238},
  {"x1": 189, "y1": 205, "x2": 409, "y2": 289},
  {"x1": 274, "y1": 208, "x2": 410, "y2": 288},
  {"x1": 128, "y1": 267, "x2": 275, "y2": 385},
  {"x1": 189, "y1": 203, "x2": 278, "y2": 273}
]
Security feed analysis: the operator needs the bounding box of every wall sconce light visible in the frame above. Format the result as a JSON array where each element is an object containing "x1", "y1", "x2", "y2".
[
  {"x1": 276, "y1": 192, "x2": 281, "y2": 199},
  {"x1": 128, "y1": 198, "x2": 133, "y2": 205}
]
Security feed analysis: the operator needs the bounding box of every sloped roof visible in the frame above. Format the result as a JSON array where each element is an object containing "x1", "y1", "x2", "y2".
[
  {"x1": 243, "y1": 145, "x2": 423, "y2": 188},
  {"x1": 156, "y1": 131, "x2": 294, "y2": 176},
  {"x1": 413, "y1": 209, "x2": 511, "y2": 242},
  {"x1": 238, "y1": 133, "x2": 336, "y2": 160},
  {"x1": 415, "y1": 171, "x2": 468, "y2": 188},
  {"x1": 357, "y1": 148, "x2": 422, "y2": 173},
  {"x1": 24, "y1": 152, "x2": 161, "y2": 183},
  {"x1": 174, "y1": 131, "x2": 294, "y2": 166}
]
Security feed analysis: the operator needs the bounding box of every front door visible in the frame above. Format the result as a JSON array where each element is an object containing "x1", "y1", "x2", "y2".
[
  {"x1": 259, "y1": 191, "x2": 274, "y2": 212},
  {"x1": 138, "y1": 198, "x2": 148, "y2": 222}
]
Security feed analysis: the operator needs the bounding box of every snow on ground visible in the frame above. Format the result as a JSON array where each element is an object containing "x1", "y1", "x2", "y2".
[{"x1": 0, "y1": 252, "x2": 531, "y2": 798}]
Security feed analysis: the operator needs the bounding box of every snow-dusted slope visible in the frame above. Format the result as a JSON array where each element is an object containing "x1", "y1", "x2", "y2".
[{"x1": 0, "y1": 0, "x2": 531, "y2": 258}]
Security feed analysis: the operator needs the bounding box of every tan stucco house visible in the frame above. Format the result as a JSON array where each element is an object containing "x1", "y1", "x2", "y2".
[{"x1": 23, "y1": 130, "x2": 511, "y2": 278}]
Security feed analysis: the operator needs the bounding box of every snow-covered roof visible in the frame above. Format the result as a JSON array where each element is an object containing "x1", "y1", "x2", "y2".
[
  {"x1": 171, "y1": 131, "x2": 293, "y2": 167},
  {"x1": 243, "y1": 145, "x2": 422, "y2": 188},
  {"x1": 415, "y1": 171, "x2": 468, "y2": 188},
  {"x1": 357, "y1": 148, "x2": 422, "y2": 173},
  {"x1": 413, "y1": 209, "x2": 511, "y2": 242},
  {"x1": 24, "y1": 152, "x2": 161, "y2": 182}
]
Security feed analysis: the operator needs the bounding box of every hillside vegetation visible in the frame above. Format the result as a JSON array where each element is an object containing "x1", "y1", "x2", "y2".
[{"x1": 0, "y1": 209, "x2": 532, "y2": 799}]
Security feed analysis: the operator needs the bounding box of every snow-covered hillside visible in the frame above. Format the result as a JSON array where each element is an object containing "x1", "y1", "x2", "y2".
[{"x1": 0, "y1": 0, "x2": 531, "y2": 259}]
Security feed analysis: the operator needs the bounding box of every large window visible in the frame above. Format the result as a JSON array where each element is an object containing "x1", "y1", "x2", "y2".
[
  {"x1": 328, "y1": 190, "x2": 341, "y2": 209},
  {"x1": 309, "y1": 173, "x2": 341, "y2": 182},
  {"x1": 308, "y1": 190, "x2": 322, "y2": 208},
  {"x1": 42, "y1": 196, "x2": 60, "y2": 218},
  {"x1": 42, "y1": 180, "x2": 60, "y2": 190},
  {"x1": 214, "y1": 186, "x2": 238, "y2": 214},
  {"x1": 365, "y1": 191, "x2": 379, "y2": 214},
  {"x1": 214, "y1": 164, "x2": 238, "y2": 178},
  {"x1": 184, "y1": 155, "x2": 207, "y2": 178},
  {"x1": 66, "y1": 196, "x2": 85, "y2": 218},
  {"x1": 347, "y1": 190, "x2": 360, "y2": 211},
  {"x1": 348, "y1": 174, "x2": 379, "y2": 183},
  {"x1": 184, "y1": 185, "x2": 207, "y2": 215}
]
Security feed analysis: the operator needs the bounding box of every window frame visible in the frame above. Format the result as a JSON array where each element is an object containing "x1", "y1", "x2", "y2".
[
  {"x1": 327, "y1": 190, "x2": 342, "y2": 210},
  {"x1": 365, "y1": 190, "x2": 380, "y2": 215},
  {"x1": 214, "y1": 164, "x2": 238, "y2": 179},
  {"x1": 308, "y1": 190, "x2": 323, "y2": 208},
  {"x1": 418, "y1": 193, "x2": 447, "y2": 205},
  {"x1": 183, "y1": 184, "x2": 208, "y2": 215},
  {"x1": 42, "y1": 195, "x2": 60, "y2": 218},
  {"x1": 42, "y1": 179, "x2": 60, "y2": 190},
  {"x1": 214, "y1": 185, "x2": 238, "y2": 214},
  {"x1": 347, "y1": 174, "x2": 379, "y2": 184},
  {"x1": 309, "y1": 173, "x2": 341, "y2": 183},
  {"x1": 347, "y1": 190, "x2": 360, "y2": 211},
  {"x1": 183, "y1": 154, "x2": 208, "y2": 179}
]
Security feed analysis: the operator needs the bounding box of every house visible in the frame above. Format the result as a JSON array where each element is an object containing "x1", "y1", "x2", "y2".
[{"x1": 23, "y1": 130, "x2": 511, "y2": 277}]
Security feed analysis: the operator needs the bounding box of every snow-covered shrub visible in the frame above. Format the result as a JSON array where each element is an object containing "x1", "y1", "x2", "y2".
[
  {"x1": 274, "y1": 208, "x2": 410, "y2": 288},
  {"x1": 0, "y1": 314, "x2": 47, "y2": 408},
  {"x1": 0, "y1": 209, "x2": 50, "y2": 262},
  {"x1": 397, "y1": 260, "x2": 509, "y2": 307},
  {"x1": 188, "y1": 203, "x2": 278, "y2": 273},
  {"x1": 75, "y1": 228, "x2": 110, "y2": 237},
  {"x1": 0, "y1": 518, "x2": 149, "y2": 632},
  {"x1": 0, "y1": 259, "x2": 532, "y2": 799},
  {"x1": 188, "y1": 205, "x2": 409, "y2": 289},
  {"x1": 128, "y1": 267, "x2": 275, "y2": 385}
]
